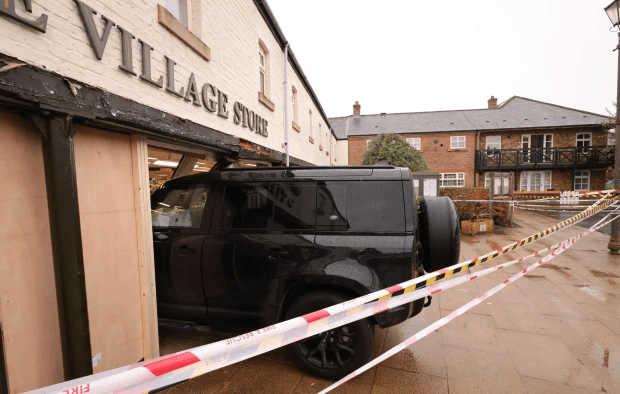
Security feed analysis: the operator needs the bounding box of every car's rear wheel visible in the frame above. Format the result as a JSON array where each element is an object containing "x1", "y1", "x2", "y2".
[{"x1": 284, "y1": 291, "x2": 374, "y2": 380}]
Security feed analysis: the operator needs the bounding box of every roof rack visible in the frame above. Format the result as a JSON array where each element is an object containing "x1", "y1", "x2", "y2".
[{"x1": 219, "y1": 165, "x2": 396, "y2": 171}]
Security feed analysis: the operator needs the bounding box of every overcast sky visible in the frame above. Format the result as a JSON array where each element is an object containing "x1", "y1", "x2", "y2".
[{"x1": 268, "y1": 0, "x2": 618, "y2": 120}]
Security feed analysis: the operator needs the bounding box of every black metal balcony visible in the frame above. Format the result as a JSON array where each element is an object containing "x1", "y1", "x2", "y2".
[{"x1": 476, "y1": 146, "x2": 614, "y2": 171}]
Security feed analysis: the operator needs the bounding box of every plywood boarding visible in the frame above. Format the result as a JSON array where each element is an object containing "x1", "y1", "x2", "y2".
[
  {"x1": 74, "y1": 127, "x2": 144, "y2": 372},
  {"x1": 0, "y1": 112, "x2": 63, "y2": 392},
  {"x1": 131, "y1": 134, "x2": 159, "y2": 359}
]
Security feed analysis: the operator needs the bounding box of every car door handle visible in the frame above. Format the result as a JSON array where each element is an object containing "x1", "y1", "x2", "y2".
[
  {"x1": 174, "y1": 245, "x2": 196, "y2": 255},
  {"x1": 268, "y1": 248, "x2": 288, "y2": 259}
]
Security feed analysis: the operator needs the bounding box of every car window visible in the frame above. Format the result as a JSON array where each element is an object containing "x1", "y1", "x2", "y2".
[
  {"x1": 151, "y1": 185, "x2": 209, "y2": 228},
  {"x1": 316, "y1": 181, "x2": 405, "y2": 232},
  {"x1": 220, "y1": 183, "x2": 314, "y2": 230}
]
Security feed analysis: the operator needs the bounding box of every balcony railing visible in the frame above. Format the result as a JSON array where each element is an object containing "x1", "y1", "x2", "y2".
[{"x1": 476, "y1": 146, "x2": 614, "y2": 171}]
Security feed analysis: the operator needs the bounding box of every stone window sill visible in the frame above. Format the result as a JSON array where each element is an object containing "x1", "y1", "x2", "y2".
[
  {"x1": 309, "y1": 136, "x2": 314, "y2": 144},
  {"x1": 448, "y1": 148, "x2": 467, "y2": 152},
  {"x1": 258, "y1": 92, "x2": 275, "y2": 111},
  {"x1": 157, "y1": 5, "x2": 211, "y2": 61},
  {"x1": 292, "y1": 121, "x2": 301, "y2": 133}
]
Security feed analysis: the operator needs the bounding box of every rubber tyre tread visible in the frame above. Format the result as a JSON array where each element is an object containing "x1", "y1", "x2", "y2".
[
  {"x1": 284, "y1": 291, "x2": 374, "y2": 380},
  {"x1": 419, "y1": 196, "x2": 461, "y2": 273}
]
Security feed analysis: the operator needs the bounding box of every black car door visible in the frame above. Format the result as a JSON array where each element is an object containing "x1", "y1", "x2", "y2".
[
  {"x1": 203, "y1": 182, "x2": 316, "y2": 325},
  {"x1": 151, "y1": 183, "x2": 214, "y2": 321}
]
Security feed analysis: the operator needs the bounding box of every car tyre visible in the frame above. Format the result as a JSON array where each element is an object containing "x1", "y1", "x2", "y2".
[
  {"x1": 284, "y1": 291, "x2": 374, "y2": 380},
  {"x1": 419, "y1": 196, "x2": 461, "y2": 273}
]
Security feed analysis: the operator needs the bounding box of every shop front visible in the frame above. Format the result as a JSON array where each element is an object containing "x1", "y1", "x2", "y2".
[{"x1": 0, "y1": 1, "x2": 336, "y2": 392}]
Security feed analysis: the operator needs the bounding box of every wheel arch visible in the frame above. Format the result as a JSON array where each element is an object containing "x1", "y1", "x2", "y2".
[{"x1": 277, "y1": 278, "x2": 377, "y2": 326}]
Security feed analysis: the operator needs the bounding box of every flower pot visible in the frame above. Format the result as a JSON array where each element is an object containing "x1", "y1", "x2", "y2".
[{"x1": 461, "y1": 219, "x2": 494, "y2": 235}]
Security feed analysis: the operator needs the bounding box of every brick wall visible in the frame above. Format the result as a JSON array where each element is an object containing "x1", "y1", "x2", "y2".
[
  {"x1": 478, "y1": 126, "x2": 607, "y2": 149},
  {"x1": 349, "y1": 131, "x2": 477, "y2": 186},
  {"x1": 0, "y1": 0, "x2": 333, "y2": 165}
]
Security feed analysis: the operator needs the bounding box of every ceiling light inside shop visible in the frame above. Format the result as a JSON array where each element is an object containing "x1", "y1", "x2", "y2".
[{"x1": 153, "y1": 160, "x2": 179, "y2": 167}]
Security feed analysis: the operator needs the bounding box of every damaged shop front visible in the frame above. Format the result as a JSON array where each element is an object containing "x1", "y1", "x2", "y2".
[{"x1": 0, "y1": 0, "x2": 337, "y2": 392}]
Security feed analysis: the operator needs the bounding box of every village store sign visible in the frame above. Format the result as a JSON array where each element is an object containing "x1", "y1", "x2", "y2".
[{"x1": 0, "y1": 0, "x2": 269, "y2": 137}]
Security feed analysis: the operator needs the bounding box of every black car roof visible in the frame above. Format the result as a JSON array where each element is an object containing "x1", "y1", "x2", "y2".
[{"x1": 164, "y1": 166, "x2": 411, "y2": 184}]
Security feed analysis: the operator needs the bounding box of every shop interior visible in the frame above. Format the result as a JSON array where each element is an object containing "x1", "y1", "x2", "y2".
[{"x1": 147, "y1": 143, "x2": 272, "y2": 193}]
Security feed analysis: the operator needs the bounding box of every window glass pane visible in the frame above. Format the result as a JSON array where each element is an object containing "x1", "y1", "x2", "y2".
[
  {"x1": 152, "y1": 185, "x2": 208, "y2": 228},
  {"x1": 316, "y1": 182, "x2": 405, "y2": 232},
  {"x1": 221, "y1": 184, "x2": 312, "y2": 230},
  {"x1": 440, "y1": 173, "x2": 464, "y2": 187},
  {"x1": 165, "y1": 0, "x2": 181, "y2": 19},
  {"x1": 486, "y1": 135, "x2": 501, "y2": 150},
  {"x1": 406, "y1": 138, "x2": 421, "y2": 150}
]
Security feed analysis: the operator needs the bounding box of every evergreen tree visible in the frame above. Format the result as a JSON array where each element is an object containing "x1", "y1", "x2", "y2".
[{"x1": 362, "y1": 133, "x2": 430, "y2": 172}]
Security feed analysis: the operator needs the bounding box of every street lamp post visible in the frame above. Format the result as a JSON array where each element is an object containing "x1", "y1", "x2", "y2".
[{"x1": 605, "y1": 0, "x2": 620, "y2": 254}]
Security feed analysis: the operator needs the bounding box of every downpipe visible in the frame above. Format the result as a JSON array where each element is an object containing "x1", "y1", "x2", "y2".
[{"x1": 283, "y1": 43, "x2": 290, "y2": 166}]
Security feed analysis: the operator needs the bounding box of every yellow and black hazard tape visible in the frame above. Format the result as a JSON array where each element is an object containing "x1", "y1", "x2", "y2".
[{"x1": 390, "y1": 193, "x2": 620, "y2": 297}]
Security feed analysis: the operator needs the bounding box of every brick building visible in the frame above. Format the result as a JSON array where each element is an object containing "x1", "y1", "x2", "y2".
[{"x1": 330, "y1": 97, "x2": 612, "y2": 192}]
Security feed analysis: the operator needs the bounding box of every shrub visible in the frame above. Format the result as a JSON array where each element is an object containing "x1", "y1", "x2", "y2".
[
  {"x1": 440, "y1": 187, "x2": 489, "y2": 222},
  {"x1": 440, "y1": 186, "x2": 511, "y2": 226},
  {"x1": 362, "y1": 133, "x2": 430, "y2": 172}
]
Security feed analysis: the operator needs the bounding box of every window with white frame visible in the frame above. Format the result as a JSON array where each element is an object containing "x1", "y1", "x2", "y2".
[
  {"x1": 166, "y1": 0, "x2": 189, "y2": 27},
  {"x1": 574, "y1": 170, "x2": 590, "y2": 191},
  {"x1": 259, "y1": 47, "x2": 266, "y2": 95},
  {"x1": 486, "y1": 135, "x2": 501, "y2": 150},
  {"x1": 576, "y1": 133, "x2": 592, "y2": 151},
  {"x1": 440, "y1": 172, "x2": 465, "y2": 188},
  {"x1": 406, "y1": 138, "x2": 421, "y2": 150},
  {"x1": 319, "y1": 123, "x2": 322, "y2": 146},
  {"x1": 292, "y1": 86, "x2": 298, "y2": 124},
  {"x1": 520, "y1": 171, "x2": 552, "y2": 191},
  {"x1": 309, "y1": 110, "x2": 313, "y2": 139},
  {"x1": 367, "y1": 139, "x2": 372, "y2": 150},
  {"x1": 450, "y1": 136, "x2": 466, "y2": 149}
]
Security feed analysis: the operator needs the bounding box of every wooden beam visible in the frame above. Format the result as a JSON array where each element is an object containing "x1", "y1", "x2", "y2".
[{"x1": 130, "y1": 134, "x2": 159, "y2": 360}]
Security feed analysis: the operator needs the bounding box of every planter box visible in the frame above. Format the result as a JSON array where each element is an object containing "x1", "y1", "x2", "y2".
[{"x1": 461, "y1": 219, "x2": 494, "y2": 235}]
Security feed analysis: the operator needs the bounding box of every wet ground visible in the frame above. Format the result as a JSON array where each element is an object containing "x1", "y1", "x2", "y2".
[{"x1": 161, "y1": 209, "x2": 620, "y2": 394}]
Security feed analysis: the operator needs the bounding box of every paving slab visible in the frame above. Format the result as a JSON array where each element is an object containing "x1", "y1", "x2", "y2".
[{"x1": 444, "y1": 345, "x2": 526, "y2": 394}]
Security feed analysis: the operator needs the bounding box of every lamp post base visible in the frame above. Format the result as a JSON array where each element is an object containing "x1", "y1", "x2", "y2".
[{"x1": 608, "y1": 234, "x2": 620, "y2": 254}]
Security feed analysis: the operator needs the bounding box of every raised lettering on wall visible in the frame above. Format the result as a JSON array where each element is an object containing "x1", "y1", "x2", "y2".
[
  {"x1": 74, "y1": 0, "x2": 115, "y2": 60},
  {"x1": 0, "y1": 0, "x2": 48, "y2": 33}
]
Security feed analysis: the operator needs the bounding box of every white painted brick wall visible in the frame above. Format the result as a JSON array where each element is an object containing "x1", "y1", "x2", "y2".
[{"x1": 0, "y1": 0, "x2": 335, "y2": 166}]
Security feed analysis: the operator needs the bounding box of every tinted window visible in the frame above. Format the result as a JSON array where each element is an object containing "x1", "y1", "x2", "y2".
[
  {"x1": 316, "y1": 181, "x2": 405, "y2": 232},
  {"x1": 151, "y1": 185, "x2": 209, "y2": 228},
  {"x1": 220, "y1": 183, "x2": 314, "y2": 230}
]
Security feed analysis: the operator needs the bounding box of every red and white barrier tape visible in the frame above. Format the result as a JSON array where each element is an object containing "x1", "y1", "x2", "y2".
[
  {"x1": 319, "y1": 205, "x2": 620, "y2": 393},
  {"x1": 26, "y1": 194, "x2": 616, "y2": 394}
]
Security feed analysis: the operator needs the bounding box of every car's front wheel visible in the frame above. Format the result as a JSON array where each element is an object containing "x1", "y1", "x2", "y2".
[{"x1": 284, "y1": 291, "x2": 374, "y2": 380}]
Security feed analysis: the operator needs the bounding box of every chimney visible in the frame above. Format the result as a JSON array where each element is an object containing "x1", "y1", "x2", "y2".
[
  {"x1": 488, "y1": 96, "x2": 498, "y2": 109},
  {"x1": 353, "y1": 101, "x2": 361, "y2": 116}
]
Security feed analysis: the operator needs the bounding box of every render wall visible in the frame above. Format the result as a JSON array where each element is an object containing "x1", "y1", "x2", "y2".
[
  {"x1": 0, "y1": 112, "x2": 64, "y2": 393},
  {"x1": 0, "y1": 0, "x2": 333, "y2": 165}
]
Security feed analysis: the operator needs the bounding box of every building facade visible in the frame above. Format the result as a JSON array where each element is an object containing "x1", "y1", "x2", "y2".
[
  {"x1": 331, "y1": 97, "x2": 612, "y2": 192},
  {"x1": 0, "y1": 1, "x2": 336, "y2": 392}
]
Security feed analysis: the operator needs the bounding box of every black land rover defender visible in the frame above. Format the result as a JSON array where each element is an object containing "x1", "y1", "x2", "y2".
[{"x1": 151, "y1": 165, "x2": 460, "y2": 379}]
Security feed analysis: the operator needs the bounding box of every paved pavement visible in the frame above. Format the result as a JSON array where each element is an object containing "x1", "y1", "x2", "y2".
[{"x1": 160, "y1": 209, "x2": 620, "y2": 394}]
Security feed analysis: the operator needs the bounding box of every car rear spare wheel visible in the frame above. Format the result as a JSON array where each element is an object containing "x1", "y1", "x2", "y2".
[
  {"x1": 419, "y1": 196, "x2": 461, "y2": 273},
  {"x1": 284, "y1": 291, "x2": 374, "y2": 380}
]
